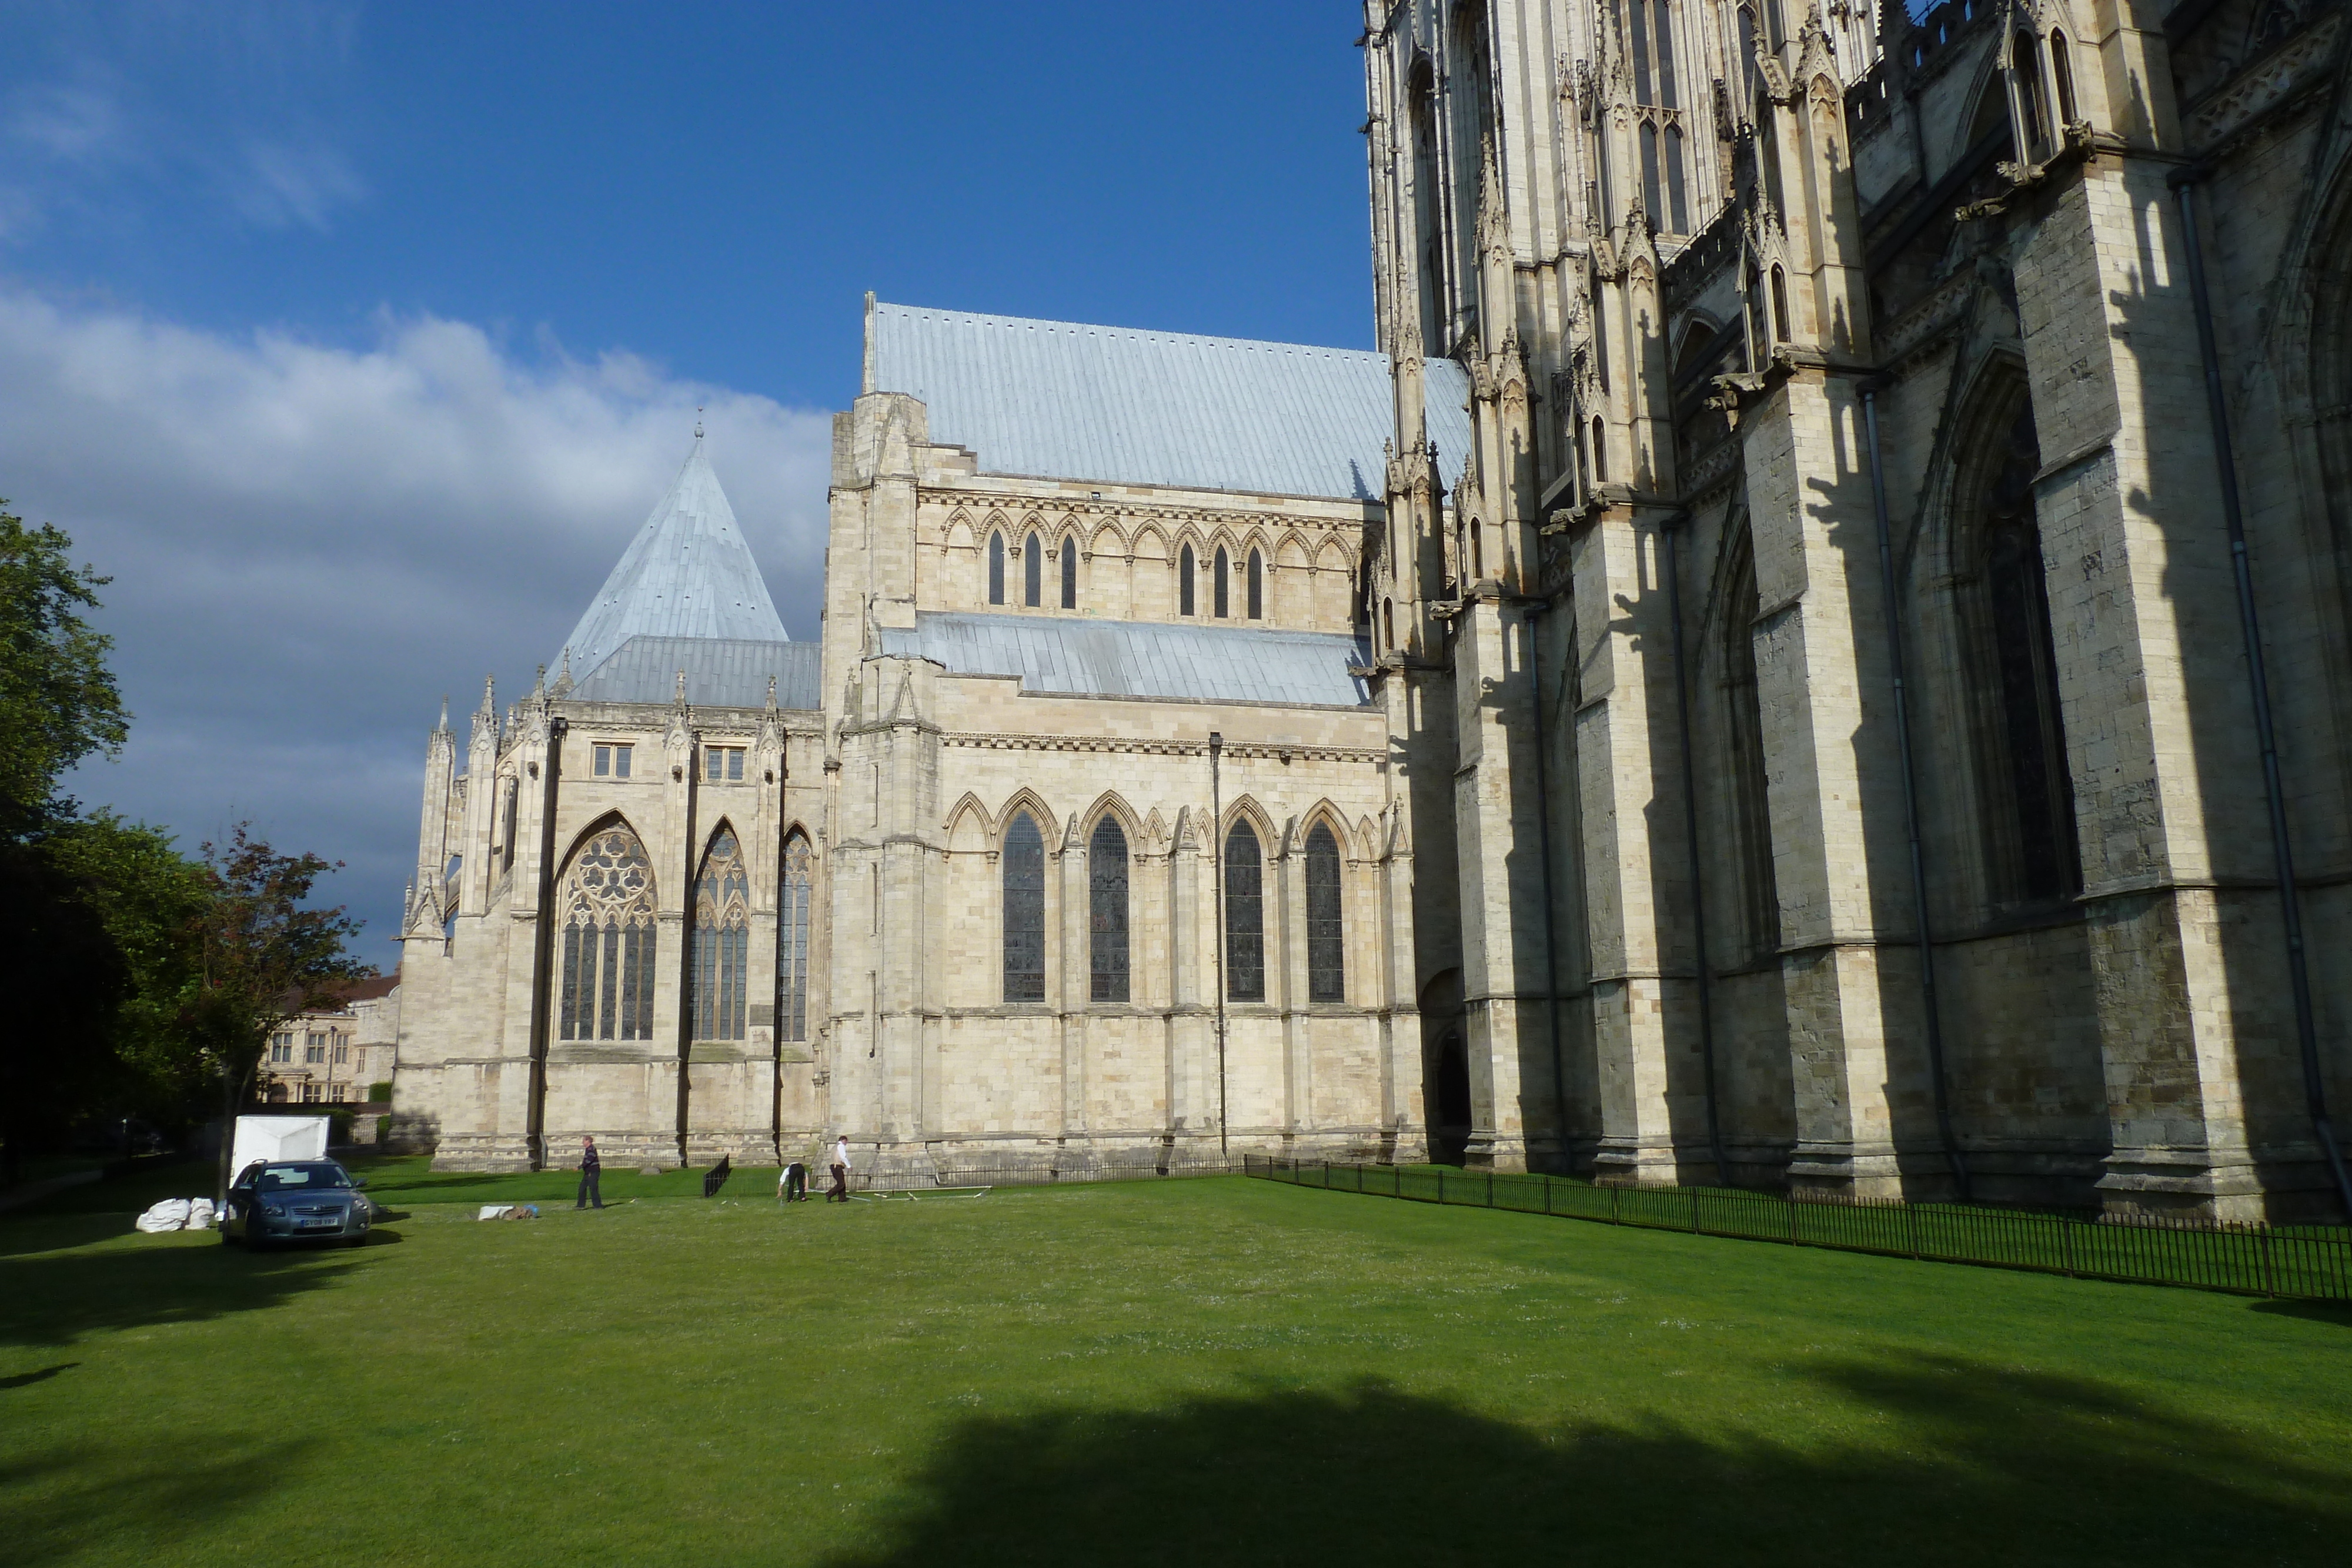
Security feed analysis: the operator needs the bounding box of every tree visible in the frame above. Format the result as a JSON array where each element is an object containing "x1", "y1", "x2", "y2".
[
  {"x1": 0, "y1": 839, "x2": 129, "y2": 1183},
  {"x1": 0, "y1": 504, "x2": 128, "y2": 841},
  {"x1": 185, "y1": 827, "x2": 375, "y2": 1202}
]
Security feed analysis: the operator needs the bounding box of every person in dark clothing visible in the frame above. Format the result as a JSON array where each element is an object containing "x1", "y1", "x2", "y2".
[
  {"x1": 780, "y1": 1161, "x2": 808, "y2": 1202},
  {"x1": 827, "y1": 1136, "x2": 851, "y2": 1203},
  {"x1": 576, "y1": 1136, "x2": 604, "y2": 1209}
]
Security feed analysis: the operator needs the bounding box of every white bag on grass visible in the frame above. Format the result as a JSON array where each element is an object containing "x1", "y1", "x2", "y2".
[
  {"x1": 134, "y1": 1199, "x2": 192, "y2": 1233},
  {"x1": 185, "y1": 1198, "x2": 216, "y2": 1229}
]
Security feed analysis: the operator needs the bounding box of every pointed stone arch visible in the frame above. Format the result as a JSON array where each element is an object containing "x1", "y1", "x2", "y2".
[
  {"x1": 995, "y1": 787, "x2": 1059, "y2": 852},
  {"x1": 1088, "y1": 519, "x2": 1130, "y2": 558},
  {"x1": 944, "y1": 510, "x2": 977, "y2": 549},
  {"x1": 691, "y1": 820, "x2": 752, "y2": 1042},
  {"x1": 553, "y1": 814, "x2": 660, "y2": 1044},
  {"x1": 1131, "y1": 521, "x2": 1170, "y2": 560},
  {"x1": 943, "y1": 791, "x2": 994, "y2": 853},
  {"x1": 1078, "y1": 789, "x2": 1142, "y2": 842}
]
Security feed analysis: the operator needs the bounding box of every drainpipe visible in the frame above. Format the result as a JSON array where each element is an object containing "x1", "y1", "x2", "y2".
[
  {"x1": 2174, "y1": 175, "x2": 2352, "y2": 1222},
  {"x1": 1523, "y1": 597, "x2": 1572, "y2": 1170},
  {"x1": 1862, "y1": 385, "x2": 1972, "y2": 1204},
  {"x1": 1660, "y1": 513, "x2": 1732, "y2": 1186},
  {"x1": 1210, "y1": 731, "x2": 1229, "y2": 1161}
]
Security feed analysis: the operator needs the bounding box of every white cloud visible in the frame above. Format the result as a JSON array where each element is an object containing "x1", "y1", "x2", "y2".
[
  {"x1": 232, "y1": 138, "x2": 365, "y2": 232},
  {"x1": 1, "y1": 288, "x2": 834, "y2": 958}
]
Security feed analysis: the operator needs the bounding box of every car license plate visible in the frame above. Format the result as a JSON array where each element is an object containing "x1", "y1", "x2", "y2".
[{"x1": 298, "y1": 1217, "x2": 338, "y2": 1229}]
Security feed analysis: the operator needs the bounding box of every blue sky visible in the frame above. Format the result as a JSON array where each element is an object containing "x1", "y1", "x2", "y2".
[{"x1": 0, "y1": 1, "x2": 1378, "y2": 954}]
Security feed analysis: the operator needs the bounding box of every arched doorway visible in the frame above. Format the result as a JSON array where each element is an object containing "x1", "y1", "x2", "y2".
[{"x1": 1434, "y1": 1032, "x2": 1472, "y2": 1165}]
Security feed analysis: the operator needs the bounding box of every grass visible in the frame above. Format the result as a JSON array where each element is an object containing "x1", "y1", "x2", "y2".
[{"x1": 3, "y1": 1168, "x2": 2348, "y2": 1567}]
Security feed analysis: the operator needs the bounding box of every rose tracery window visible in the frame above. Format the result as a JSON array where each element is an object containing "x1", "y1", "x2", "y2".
[
  {"x1": 693, "y1": 827, "x2": 750, "y2": 1042},
  {"x1": 557, "y1": 824, "x2": 658, "y2": 1042}
]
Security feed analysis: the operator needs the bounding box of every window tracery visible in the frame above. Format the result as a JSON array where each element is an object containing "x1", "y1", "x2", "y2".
[
  {"x1": 1305, "y1": 823, "x2": 1345, "y2": 1003},
  {"x1": 557, "y1": 824, "x2": 658, "y2": 1042},
  {"x1": 1089, "y1": 816, "x2": 1130, "y2": 1002},
  {"x1": 779, "y1": 831, "x2": 813, "y2": 1043},
  {"x1": 693, "y1": 827, "x2": 750, "y2": 1042},
  {"x1": 1224, "y1": 820, "x2": 1264, "y2": 1001},
  {"x1": 1003, "y1": 812, "x2": 1045, "y2": 1002}
]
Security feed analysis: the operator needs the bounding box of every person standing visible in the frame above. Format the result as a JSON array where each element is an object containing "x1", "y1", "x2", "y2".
[
  {"x1": 577, "y1": 1136, "x2": 604, "y2": 1210},
  {"x1": 827, "y1": 1136, "x2": 851, "y2": 1203}
]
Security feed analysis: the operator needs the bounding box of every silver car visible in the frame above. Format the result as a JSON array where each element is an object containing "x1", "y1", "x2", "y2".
[{"x1": 221, "y1": 1159, "x2": 373, "y2": 1248}]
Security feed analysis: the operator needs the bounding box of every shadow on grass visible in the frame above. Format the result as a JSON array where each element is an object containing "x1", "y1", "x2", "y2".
[
  {"x1": 824, "y1": 1359, "x2": 2347, "y2": 1568},
  {"x1": 0, "y1": 1233, "x2": 359, "y2": 1349},
  {"x1": 0, "y1": 1438, "x2": 299, "y2": 1567}
]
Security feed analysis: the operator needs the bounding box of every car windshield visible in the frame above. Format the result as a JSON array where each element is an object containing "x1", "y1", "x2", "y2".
[{"x1": 253, "y1": 1163, "x2": 352, "y2": 1192}]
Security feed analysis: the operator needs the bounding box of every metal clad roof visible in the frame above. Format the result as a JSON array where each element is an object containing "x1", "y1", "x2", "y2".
[
  {"x1": 555, "y1": 438, "x2": 789, "y2": 674},
  {"x1": 570, "y1": 635, "x2": 820, "y2": 711},
  {"x1": 879, "y1": 612, "x2": 1372, "y2": 707},
  {"x1": 870, "y1": 302, "x2": 1475, "y2": 501}
]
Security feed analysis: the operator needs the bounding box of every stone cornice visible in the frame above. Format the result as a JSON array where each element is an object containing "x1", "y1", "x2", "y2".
[
  {"x1": 941, "y1": 730, "x2": 1384, "y2": 765},
  {"x1": 916, "y1": 487, "x2": 1377, "y2": 532}
]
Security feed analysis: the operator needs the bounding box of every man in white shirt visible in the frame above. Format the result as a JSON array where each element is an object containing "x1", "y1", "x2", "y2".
[{"x1": 828, "y1": 1136, "x2": 852, "y2": 1203}]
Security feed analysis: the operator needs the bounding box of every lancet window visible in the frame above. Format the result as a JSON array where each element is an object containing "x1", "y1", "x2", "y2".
[
  {"x1": 1224, "y1": 821, "x2": 1264, "y2": 1002},
  {"x1": 1003, "y1": 811, "x2": 1046, "y2": 1002},
  {"x1": 693, "y1": 827, "x2": 750, "y2": 1042},
  {"x1": 557, "y1": 824, "x2": 658, "y2": 1042},
  {"x1": 1061, "y1": 536, "x2": 1078, "y2": 609},
  {"x1": 988, "y1": 531, "x2": 1005, "y2": 605},
  {"x1": 1305, "y1": 823, "x2": 1344, "y2": 1004},
  {"x1": 1628, "y1": 0, "x2": 1690, "y2": 233},
  {"x1": 1214, "y1": 546, "x2": 1231, "y2": 618},
  {"x1": 1247, "y1": 548, "x2": 1265, "y2": 619},
  {"x1": 1025, "y1": 530, "x2": 1043, "y2": 607},
  {"x1": 779, "y1": 831, "x2": 812, "y2": 1043},
  {"x1": 1180, "y1": 544, "x2": 1197, "y2": 616},
  {"x1": 1089, "y1": 816, "x2": 1130, "y2": 1003}
]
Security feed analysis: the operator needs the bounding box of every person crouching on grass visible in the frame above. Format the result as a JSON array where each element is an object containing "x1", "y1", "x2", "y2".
[
  {"x1": 827, "y1": 1136, "x2": 851, "y2": 1202},
  {"x1": 577, "y1": 1135, "x2": 604, "y2": 1209}
]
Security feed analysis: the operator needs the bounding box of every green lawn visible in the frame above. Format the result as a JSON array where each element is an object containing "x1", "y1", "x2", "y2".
[{"x1": 3, "y1": 1171, "x2": 2348, "y2": 1567}]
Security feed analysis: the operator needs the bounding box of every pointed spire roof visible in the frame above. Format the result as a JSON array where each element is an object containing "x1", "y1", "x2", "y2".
[{"x1": 557, "y1": 436, "x2": 789, "y2": 678}]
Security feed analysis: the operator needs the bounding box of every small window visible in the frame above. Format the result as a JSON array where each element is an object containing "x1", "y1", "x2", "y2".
[
  {"x1": 1770, "y1": 266, "x2": 1790, "y2": 342},
  {"x1": 1247, "y1": 549, "x2": 1264, "y2": 619},
  {"x1": 1214, "y1": 547, "x2": 1231, "y2": 618},
  {"x1": 270, "y1": 1033, "x2": 292, "y2": 1064},
  {"x1": 1060, "y1": 537, "x2": 1078, "y2": 609},
  {"x1": 1592, "y1": 417, "x2": 1608, "y2": 481},
  {"x1": 305, "y1": 1034, "x2": 326, "y2": 1064},
  {"x1": 704, "y1": 746, "x2": 745, "y2": 782},
  {"x1": 2050, "y1": 32, "x2": 2076, "y2": 125},
  {"x1": 300, "y1": 1083, "x2": 320, "y2": 1104},
  {"x1": 988, "y1": 531, "x2": 1005, "y2": 604},
  {"x1": 333, "y1": 1039, "x2": 348, "y2": 1064},
  {"x1": 1180, "y1": 544, "x2": 1197, "y2": 616},
  {"x1": 1024, "y1": 530, "x2": 1043, "y2": 607},
  {"x1": 593, "y1": 743, "x2": 634, "y2": 779}
]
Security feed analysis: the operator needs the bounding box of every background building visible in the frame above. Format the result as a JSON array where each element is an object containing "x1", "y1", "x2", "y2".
[{"x1": 261, "y1": 973, "x2": 400, "y2": 1107}]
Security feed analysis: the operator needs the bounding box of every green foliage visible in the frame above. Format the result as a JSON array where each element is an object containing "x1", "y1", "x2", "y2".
[
  {"x1": 0, "y1": 504, "x2": 128, "y2": 840},
  {"x1": 366, "y1": 1082, "x2": 394, "y2": 1104},
  {"x1": 44, "y1": 813, "x2": 211, "y2": 1118},
  {"x1": 0, "y1": 1181, "x2": 2347, "y2": 1565}
]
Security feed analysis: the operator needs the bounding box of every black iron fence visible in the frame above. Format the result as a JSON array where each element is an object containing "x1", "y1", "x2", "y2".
[
  {"x1": 1244, "y1": 1156, "x2": 2352, "y2": 1303},
  {"x1": 851, "y1": 1161, "x2": 1241, "y2": 1194}
]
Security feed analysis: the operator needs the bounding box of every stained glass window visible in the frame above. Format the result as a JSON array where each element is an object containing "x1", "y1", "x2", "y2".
[
  {"x1": 557, "y1": 824, "x2": 658, "y2": 1042},
  {"x1": 1061, "y1": 537, "x2": 1078, "y2": 609},
  {"x1": 1024, "y1": 531, "x2": 1043, "y2": 607},
  {"x1": 988, "y1": 531, "x2": 1005, "y2": 604},
  {"x1": 1003, "y1": 812, "x2": 1045, "y2": 1002},
  {"x1": 780, "y1": 831, "x2": 813, "y2": 1042},
  {"x1": 693, "y1": 827, "x2": 750, "y2": 1042},
  {"x1": 1224, "y1": 821, "x2": 1264, "y2": 1002},
  {"x1": 1180, "y1": 544, "x2": 1196, "y2": 616},
  {"x1": 1247, "y1": 549, "x2": 1264, "y2": 619},
  {"x1": 1089, "y1": 816, "x2": 1129, "y2": 1003},
  {"x1": 1305, "y1": 823, "x2": 1345, "y2": 1003}
]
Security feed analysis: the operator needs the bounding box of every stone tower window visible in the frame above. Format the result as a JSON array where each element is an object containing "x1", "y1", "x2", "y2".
[
  {"x1": 1024, "y1": 530, "x2": 1043, "y2": 607},
  {"x1": 1088, "y1": 816, "x2": 1130, "y2": 1003},
  {"x1": 693, "y1": 827, "x2": 750, "y2": 1042},
  {"x1": 2050, "y1": 32, "x2": 2077, "y2": 126},
  {"x1": 1770, "y1": 266, "x2": 1791, "y2": 342},
  {"x1": 2015, "y1": 31, "x2": 2050, "y2": 159},
  {"x1": 1180, "y1": 543, "x2": 1197, "y2": 616},
  {"x1": 1305, "y1": 822, "x2": 1345, "y2": 1003},
  {"x1": 779, "y1": 830, "x2": 813, "y2": 1042},
  {"x1": 557, "y1": 823, "x2": 658, "y2": 1042},
  {"x1": 1214, "y1": 546, "x2": 1231, "y2": 618},
  {"x1": 1060, "y1": 536, "x2": 1078, "y2": 609},
  {"x1": 1002, "y1": 811, "x2": 1046, "y2": 1002},
  {"x1": 988, "y1": 531, "x2": 1005, "y2": 604},
  {"x1": 1224, "y1": 820, "x2": 1265, "y2": 1002},
  {"x1": 1247, "y1": 548, "x2": 1265, "y2": 619}
]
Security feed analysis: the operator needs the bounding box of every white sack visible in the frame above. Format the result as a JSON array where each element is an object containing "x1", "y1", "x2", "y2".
[
  {"x1": 185, "y1": 1198, "x2": 216, "y2": 1229},
  {"x1": 135, "y1": 1198, "x2": 192, "y2": 1233},
  {"x1": 477, "y1": 1205, "x2": 514, "y2": 1221}
]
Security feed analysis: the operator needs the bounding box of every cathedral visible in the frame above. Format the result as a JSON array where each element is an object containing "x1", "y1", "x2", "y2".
[{"x1": 393, "y1": 0, "x2": 2352, "y2": 1221}]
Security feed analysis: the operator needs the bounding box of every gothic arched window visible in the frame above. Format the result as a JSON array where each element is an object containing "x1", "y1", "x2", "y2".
[
  {"x1": 1089, "y1": 815, "x2": 1129, "y2": 1002},
  {"x1": 2050, "y1": 32, "x2": 2077, "y2": 126},
  {"x1": 1971, "y1": 402, "x2": 2079, "y2": 904},
  {"x1": 1180, "y1": 543, "x2": 1197, "y2": 616},
  {"x1": 1214, "y1": 546, "x2": 1231, "y2": 618},
  {"x1": 1003, "y1": 811, "x2": 1045, "y2": 1002},
  {"x1": 1224, "y1": 820, "x2": 1264, "y2": 1002},
  {"x1": 499, "y1": 776, "x2": 519, "y2": 873},
  {"x1": 693, "y1": 827, "x2": 750, "y2": 1041},
  {"x1": 2015, "y1": 31, "x2": 2050, "y2": 159},
  {"x1": 779, "y1": 830, "x2": 813, "y2": 1043},
  {"x1": 1247, "y1": 549, "x2": 1264, "y2": 619},
  {"x1": 557, "y1": 823, "x2": 657, "y2": 1042},
  {"x1": 1723, "y1": 530, "x2": 1780, "y2": 959},
  {"x1": 988, "y1": 531, "x2": 1005, "y2": 605},
  {"x1": 1024, "y1": 530, "x2": 1043, "y2": 607},
  {"x1": 1305, "y1": 822, "x2": 1345, "y2": 1003},
  {"x1": 1061, "y1": 536, "x2": 1078, "y2": 609}
]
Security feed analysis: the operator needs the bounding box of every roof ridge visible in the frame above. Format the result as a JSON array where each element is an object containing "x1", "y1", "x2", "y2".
[{"x1": 871, "y1": 300, "x2": 1388, "y2": 363}]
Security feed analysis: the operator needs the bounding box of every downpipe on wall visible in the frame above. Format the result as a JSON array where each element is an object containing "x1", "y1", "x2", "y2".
[
  {"x1": 1659, "y1": 513, "x2": 1733, "y2": 1186},
  {"x1": 2174, "y1": 174, "x2": 2352, "y2": 1222},
  {"x1": 1860, "y1": 386, "x2": 1973, "y2": 1204},
  {"x1": 1210, "y1": 730, "x2": 1228, "y2": 1160}
]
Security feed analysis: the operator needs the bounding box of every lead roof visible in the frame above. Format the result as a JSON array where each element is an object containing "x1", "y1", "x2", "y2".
[
  {"x1": 879, "y1": 611, "x2": 1374, "y2": 708},
  {"x1": 868, "y1": 301, "x2": 1475, "y2": 501}
]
